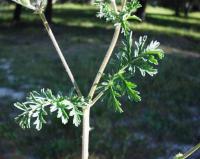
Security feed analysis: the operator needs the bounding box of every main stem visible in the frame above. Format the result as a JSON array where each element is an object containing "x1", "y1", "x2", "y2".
[
  {"x1": 39, "y1": 13, "x2": 82, "y2": 97},
  {"x1": 81, "y1": 26, "x2": 121, "y2": 159},
  {"x1": 82, "y1": 0, "x2": 122, "y2": 158}
]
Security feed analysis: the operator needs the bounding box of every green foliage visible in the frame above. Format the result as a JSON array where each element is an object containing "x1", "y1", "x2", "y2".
[
  {"x1": 12, "y1": 0, "x2": 164, "y2": 138},
  {"x1": 91, "y1": 0, "x2": 163, "y2": 115},
  {"x1": 173, "y1": 153, "x2": 184, "y2": 159},
  {"x1": 96, "y1": 0, "x2": 116, "y2": 22},
  {"x1": 95, "y1": 0, "x2": 142, "y2": 35},
  {"x1": 132, "y1": 35, "x2": 164, "y2": 76},
  {"x1": 125, "y1": 0, "x2": 142, "y2": 13},
  {"x1": 99, "y1": 32, "x2": 164, "y2": 112},
  {"x1": 14, "y1": 89, "x2": 86, "y2": 130}
]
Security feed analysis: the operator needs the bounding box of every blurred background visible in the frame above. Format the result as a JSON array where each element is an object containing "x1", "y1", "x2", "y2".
[{"x1": 0, "y1": 0, "x2": 200, "y2": 158}]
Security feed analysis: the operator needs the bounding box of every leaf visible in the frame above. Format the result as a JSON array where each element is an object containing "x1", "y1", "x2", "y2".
[
  {"x1": 109, "y1": 87, "x2": 123, "y2": 113},
  {"x1": 14, "y1": 89, "x2": 86, "y2": 131},
  {"x1": 126, "y1": 0, "x2": 142, "y2": 13},
  {"x1": 32, "y1": 106, "x2": 47, "y2": 130},
  {"x1": 148, "y1": 55, "x2": 158, "y2": 65},
  {"x1": 95, "y1": 1, "x2": 117, "y2": 22},
  {"x1": 131, "y1": 36, "x2": 164, "y2": 76},
  {"x1": 145, "y1": 41, "x2": 164, "y2": 59},
  {"x1": 14, "y1": 102, "x2": 26, "y2": 111},
  {"x1": 126, "y1": 87, "x2": 141, "y2": 102},
  {"x1": 95, "y1": 0, "x2": 142, "y2": 36},
  {"x1": 119, "y1": 75, "x2": 141, "y2": 102},
  {"x1": 99, "y1": 34, "x2": 164, "y2": 112},
  {"x1": 124, "y1": 82, "x2": 141, "y2": 102},
  {"x1": 173, "y1": 153, "x2": 184, "y2": 159},
  {"x1": 56, "y1": 103, "x2": 69, "y2": 125},
  {"x1": 67, "y1": 97, "x2": 85, "y2": 127},
  {"x1": 145, "y1": 50, "x2": 164, "y2": 59},
  {"x1": 69, "y1": 108, "x2": 82, "y2": 127},
  {"x1": 135, "y1": 60, "x2": 158, "y2": 76},
  {"x1": 15, "y1": 113, "x2": 31, "y2": 129},
  {"x1": 127, "y1": 15, "x2": 142, "y2": 22}
]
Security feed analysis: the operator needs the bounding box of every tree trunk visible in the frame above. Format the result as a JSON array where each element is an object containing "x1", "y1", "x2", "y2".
[
  {"x1": 136, "y1": 0, "x2": 147, "y2": 20},
  {"x1": 45, "y1": 0, "x2": 53, "y2": 23},
  {"x1": 13, "y1": 4, "x2": 22, "y2": 22},
  {"x1": 174, "y1": 0, "x2": 181, "y2": 16},
  {"x1": 184, "y1": 2, "x2": 191, "y2": 17}
]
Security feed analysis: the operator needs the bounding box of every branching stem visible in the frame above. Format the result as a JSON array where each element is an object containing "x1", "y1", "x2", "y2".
[
  {"x1": 121, "y1": 0, "x2": 127, "y2": 9},
  {"x1": 39, "y1": 13, "x2": 82, "y2": 97},
  {"x1": 111, "y1": 0, "x2": 119, "y2": 13},
  {"x1": 81, "y1": 0, "x2": 127, "y2": 159},
  {"x1": 88, "y1": 25, "x2": 121, "y2": 99}
]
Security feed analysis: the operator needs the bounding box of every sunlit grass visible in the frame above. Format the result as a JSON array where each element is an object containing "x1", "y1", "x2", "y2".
[
  {"x1": 0, "y1": 3, "x2": 199, "y2": 40},
  {"x1": 132, "y1": 22, "x2": 200, "y2": 39}
]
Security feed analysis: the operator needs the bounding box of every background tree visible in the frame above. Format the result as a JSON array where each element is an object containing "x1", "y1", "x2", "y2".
[
  {"x1": 156, "y1": 0, "x2": 197, "y2": 17},
  {"x1": 136, "y1": 0, "x2": 147, "y2": 20},
  {"x1": 174, "y1": 0, "x2": 182, "y2": 16},
  {"x1": 13, "y1": 4, "x2": 22, "y2": 22},
  {"x1": 184, "y1": 1, "x2": 192, "y2": 17},
  {"x1": 45, "y1": 0, "x2": 53, "y2": 23}
]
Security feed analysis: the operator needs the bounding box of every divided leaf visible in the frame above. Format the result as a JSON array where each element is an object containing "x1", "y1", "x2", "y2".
[
  {"x1": 96, "y1": 0, "x2": 117, "y2": 22},
  {"x1": 99, "y1": 33, "x2": 164, "y2": 113},
  {"x1": 68, "y1": 96, "x2": 85, "y2": 127},
  {"x1": 14, "y1": 89, "x2": 86, "y2": 131},
  {"x1": 95, "y1": 0, "x2": 142, "y2": 35},
  {"x1": 99, "y1": 72, "x2": 141, "y2": 113},
  {"x1": 120, "y1": 76, "x2": 141, "y2": 102},
  {"x1": 119, "y1": 33, "x2": 164, "y2": 77},
  {"x1": 125, "y1": 0, "x2": 142, "y2": 13},
  {"x1": 109, "y1": 87, "x2": 123, "y2": 113}
]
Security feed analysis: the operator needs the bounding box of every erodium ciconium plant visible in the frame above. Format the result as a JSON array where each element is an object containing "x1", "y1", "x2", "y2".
[{"x1": 10, "y1": 0, "x2": 200, "y2": 159}]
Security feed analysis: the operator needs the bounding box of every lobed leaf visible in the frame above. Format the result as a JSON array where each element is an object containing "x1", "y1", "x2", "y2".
[
  {"x1": 14, "y1": 89, "x2": 86, "y2": 131},
  {"x1": 99, "y1": 33, "x2": 164, "y2": 113},
  {"x1": 95, "y1": 0, "x2": 142, "y2": 36}
]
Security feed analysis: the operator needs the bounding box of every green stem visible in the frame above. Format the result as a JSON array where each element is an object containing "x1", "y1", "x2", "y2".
[
  {"x1": 183, "y1": 142, "x2": 200, "y2": 159},
  {"x1": 39, "y1": 13, "x2": 82, "y2": 97},
  {"x1": 87, "y1": 25, "x2": 121, "y2": 99},
  {"x1": 121, "y1": 0, "x2": 127, "y2": 9},
  {"x1": 81, "y1": 0, "x2": 127, "y2": 158}
]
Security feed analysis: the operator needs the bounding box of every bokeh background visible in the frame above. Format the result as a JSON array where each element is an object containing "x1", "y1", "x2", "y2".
[{"x1": 0, "y1": 0, "x2": 200, "y2": 158}]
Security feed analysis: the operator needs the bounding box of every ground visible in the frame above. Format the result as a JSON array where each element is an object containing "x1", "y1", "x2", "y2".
[{"x1": 0, "y1": 2, "x2": 200, "y2": 159}]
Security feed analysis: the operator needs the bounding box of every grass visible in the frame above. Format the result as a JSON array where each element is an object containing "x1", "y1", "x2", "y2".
[
  {"x1": 0, "y1": 2, "x2": 200, "y2": 159},
  {"x1": 1, "y1": 3, "x2": 200, "y2": 41}
]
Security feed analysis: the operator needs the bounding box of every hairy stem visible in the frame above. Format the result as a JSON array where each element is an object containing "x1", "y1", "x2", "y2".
[
  {"x1": 121, "y1": 0, "x2": 127, "y2": 9},
  {"x1": 111, "y1": 0, "x2": 119, "y2": 13},
  {"x1": 39, "y1": 13, "x2": 82, "y2": 97},
  {"x1": 82, "y1": 10, "x2": 120, "y2": 159},
  {"x1": 81, "y1": 0, "x2": 128, "y2": 158},
  {"x1": 82, "y1": 106, "x2": 91, "y2": 159}
]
